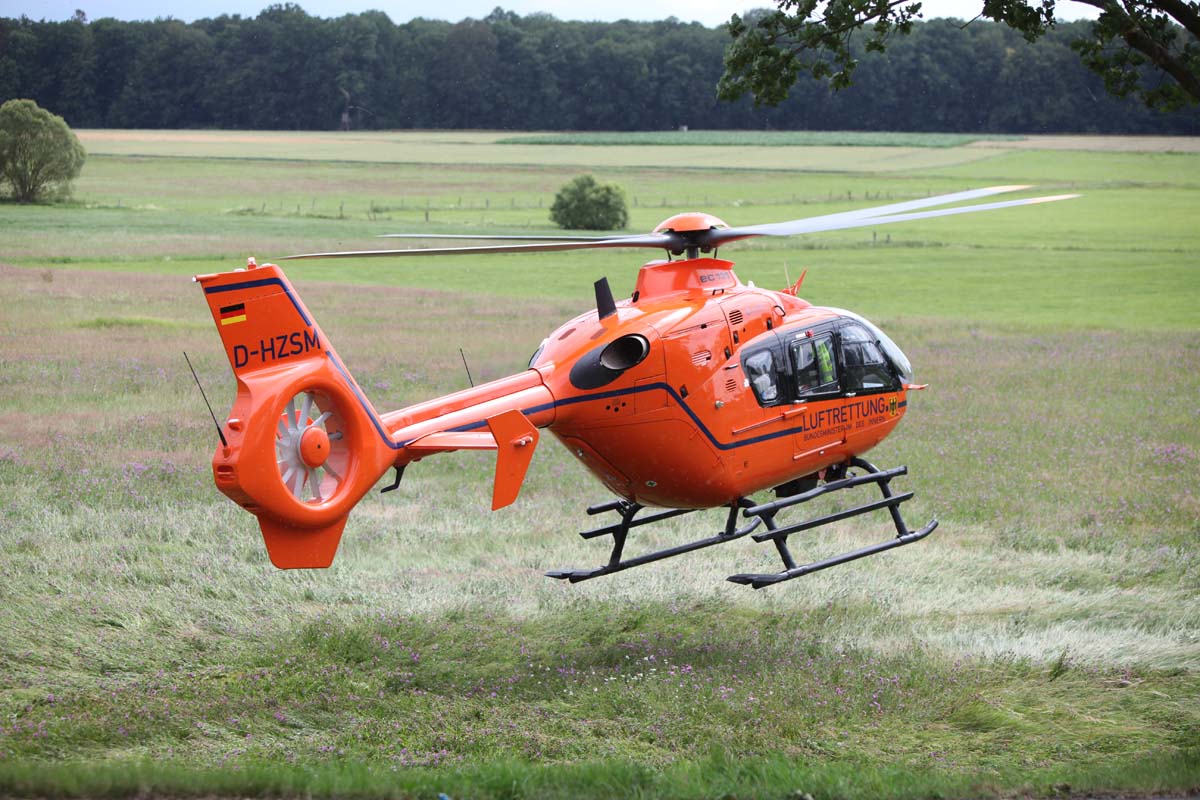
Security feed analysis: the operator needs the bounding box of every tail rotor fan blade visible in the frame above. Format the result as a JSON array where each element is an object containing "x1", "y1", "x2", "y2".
[
  {"x1": 299, "y1": 392, "x2": 313, "y2": 427},
  {"x1": 308, "y1": 467, "x2": 322, "y2": 502},
  {"x1": 292, "y1": 466, "x2": 306, "y2": 498},
  {"x1": 274, "y1": 390, "x2": 353, "y2": 505},
  {"x1": 323, "y1": 459, "x2": 342, "y2": 481}
]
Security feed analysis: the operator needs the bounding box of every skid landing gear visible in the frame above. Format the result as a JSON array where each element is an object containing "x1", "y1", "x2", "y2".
[{"x1": 546, "y1": 457, "x2": 937, "y2": 589}]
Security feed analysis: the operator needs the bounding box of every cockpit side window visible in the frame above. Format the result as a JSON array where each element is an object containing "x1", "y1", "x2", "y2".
[
  {"x1": 790, "y1": 335, "x2": 839, "y2": 398},
  {"x1": 840, "y1": 322, "x2": 897, "y2": 394},
  {"x1": 743, "y1": 348, "x2": 783, "y2": 407},
  {"x1": 528, "y1": 339, "x2": 547, "y2": 368}
]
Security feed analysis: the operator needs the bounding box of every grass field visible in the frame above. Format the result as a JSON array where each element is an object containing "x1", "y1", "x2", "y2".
[{"x1": 0, "y1": 130, "x2": 1197, "y2": 799}]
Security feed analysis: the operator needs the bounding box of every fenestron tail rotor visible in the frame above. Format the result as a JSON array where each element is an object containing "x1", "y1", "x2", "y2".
[
  {"x1": 282, "y1": 185, "x2": 1078, "y2": 261},
  {"x1": 275, "y1": 390, "x2": 350, "y2": 505}
]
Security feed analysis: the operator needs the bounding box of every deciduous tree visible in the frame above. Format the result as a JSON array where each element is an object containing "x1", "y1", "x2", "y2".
[
  {"x1": 550, "y1": 175, "x2": 629, "y2": 231},
  {"x1": 0, "y1": 98, "x2": 85, "y2": 203}
]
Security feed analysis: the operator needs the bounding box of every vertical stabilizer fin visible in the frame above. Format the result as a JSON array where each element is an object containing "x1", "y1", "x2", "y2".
[{"x1": 259, "y1": 515, "x2": 348, "y2": 569}]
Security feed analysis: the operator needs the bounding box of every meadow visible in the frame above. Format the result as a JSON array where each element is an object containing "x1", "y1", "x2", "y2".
[{"x1": 0, "y1": 130, "x2": 1197, "y2": 798}]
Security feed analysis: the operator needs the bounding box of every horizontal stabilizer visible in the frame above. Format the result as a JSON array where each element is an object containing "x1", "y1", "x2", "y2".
[{"x1": 405, "y1": 431, "x2": 498, "y2": 452}]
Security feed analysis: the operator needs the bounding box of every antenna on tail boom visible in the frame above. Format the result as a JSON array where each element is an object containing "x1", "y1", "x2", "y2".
[
  {"x1": 184, "y1": 351, "x2": 228, "y2": 448},
  {"x1": 459, "y1": 347, "x2": 475, "y2": 388}
]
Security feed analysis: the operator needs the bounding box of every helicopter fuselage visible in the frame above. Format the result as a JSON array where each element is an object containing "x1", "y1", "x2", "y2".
[{"x1": 379, "y1": 256, "x2": 913, "y2": 509}]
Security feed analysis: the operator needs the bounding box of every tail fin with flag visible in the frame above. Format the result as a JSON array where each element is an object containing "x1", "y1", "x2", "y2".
[{"x1": 194, "y1": 259, "x2": 396, "y2": 568}]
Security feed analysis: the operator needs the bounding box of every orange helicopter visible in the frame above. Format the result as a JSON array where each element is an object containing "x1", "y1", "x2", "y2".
[{"x1": 193, "y1": 185, "x2": 1075, "y2": 588}]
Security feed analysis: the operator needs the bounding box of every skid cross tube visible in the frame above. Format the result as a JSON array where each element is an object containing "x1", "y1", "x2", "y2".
[
  {"x1": 579, "y1": 503, "x2": 697, "y2": 540},
  {"x1": 743, "y1": 464, "x2": 909, "y2": 517},
  {"x1": 546, "y1": 499, "x2": 761, "y2": 583},
  {"x1": 750, "y1": 491, "x2": 915, "y2": 543}
]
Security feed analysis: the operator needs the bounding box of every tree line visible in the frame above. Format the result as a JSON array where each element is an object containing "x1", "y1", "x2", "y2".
[{"x1": 2, "y1": 5, "x2": 1198, "y2": 134}]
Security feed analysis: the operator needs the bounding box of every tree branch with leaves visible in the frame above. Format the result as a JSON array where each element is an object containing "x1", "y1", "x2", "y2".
[{"x1": 718, "y1": 0, "x2": 1200, "y2": 111}]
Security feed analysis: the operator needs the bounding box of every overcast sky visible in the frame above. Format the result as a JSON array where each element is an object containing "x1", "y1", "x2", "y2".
[{"x1": 2, "y1": 0, "x2": 1100, "y2": 26}]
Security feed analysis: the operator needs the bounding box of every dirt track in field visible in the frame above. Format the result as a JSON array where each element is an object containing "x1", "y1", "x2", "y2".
[
  {"x1": 970, "y1": 134, "x2": 1200, "y2": 152},
  {"x1": 80, "y1": 129, "x2": 1200, "y2": 153}
]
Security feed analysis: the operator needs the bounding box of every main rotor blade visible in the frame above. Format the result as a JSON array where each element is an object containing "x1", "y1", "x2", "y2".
[
  {"x1": 378, "y1": 233, "x2": 643, "y2": 242},
  {"x1": 758, "y1": 184, "x2": 1036, "y2": 229},
  {"x1": 283, "y1": 185, "x2": 1078, "y2": 260},
  {"x1": 283, "y1": 233, "x2": 677, "y2": 260},
  {"x1": 707, "y1": 189, "x2": 1079, "y2": 245}
]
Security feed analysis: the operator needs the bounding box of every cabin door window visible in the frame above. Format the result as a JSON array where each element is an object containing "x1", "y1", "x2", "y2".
[{"x1": 789, "y1": 335, "x2": 839, "y2": 398}]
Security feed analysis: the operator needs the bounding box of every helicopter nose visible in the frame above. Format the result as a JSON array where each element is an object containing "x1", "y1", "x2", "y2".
[
  {"x1": 831, "y1": 308, "x2": 914, "y2": 384},
  {"x1": 871, "y1": 321, "x2": 913, "y2": 383}
]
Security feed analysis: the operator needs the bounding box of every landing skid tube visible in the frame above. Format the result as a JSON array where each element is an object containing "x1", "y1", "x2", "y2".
[
  {"x1": 545, "y1": 499, "x2": 763, "y2": 583},
  {"x1": 546, "y1": 458, "x2": 937, "y2": 588}
]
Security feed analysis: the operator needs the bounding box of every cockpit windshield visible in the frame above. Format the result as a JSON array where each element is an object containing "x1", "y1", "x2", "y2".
[{"x1": 826, "y1": 308, "x2": 913, "y2": 383}]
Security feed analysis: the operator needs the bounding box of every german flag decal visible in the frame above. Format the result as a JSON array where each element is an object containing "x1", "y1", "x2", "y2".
[{"x1": 219, "y1": 302, "x2": 247, "y2": 326}]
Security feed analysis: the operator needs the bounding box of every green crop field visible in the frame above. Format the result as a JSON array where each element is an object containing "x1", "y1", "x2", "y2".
[
  {"x1": 496, "y1": 131, "x2": 1027, "y2": 147},
  {"x1": 0, "y1": 130, "x2": 1197, "y2": 799}
]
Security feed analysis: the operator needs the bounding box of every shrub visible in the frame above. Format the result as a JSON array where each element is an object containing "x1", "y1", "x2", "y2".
[
  {"x1": 0, "y1": 99, "x2": 86, "y2": 203},
  {"x1": 549, "y1": 174, "x2": 629, "y2": 231}
]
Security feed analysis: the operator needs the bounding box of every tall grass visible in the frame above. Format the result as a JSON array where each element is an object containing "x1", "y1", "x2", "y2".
[{"x1": 1, "y1": 265, "x2": 1195, "y2": 707}]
